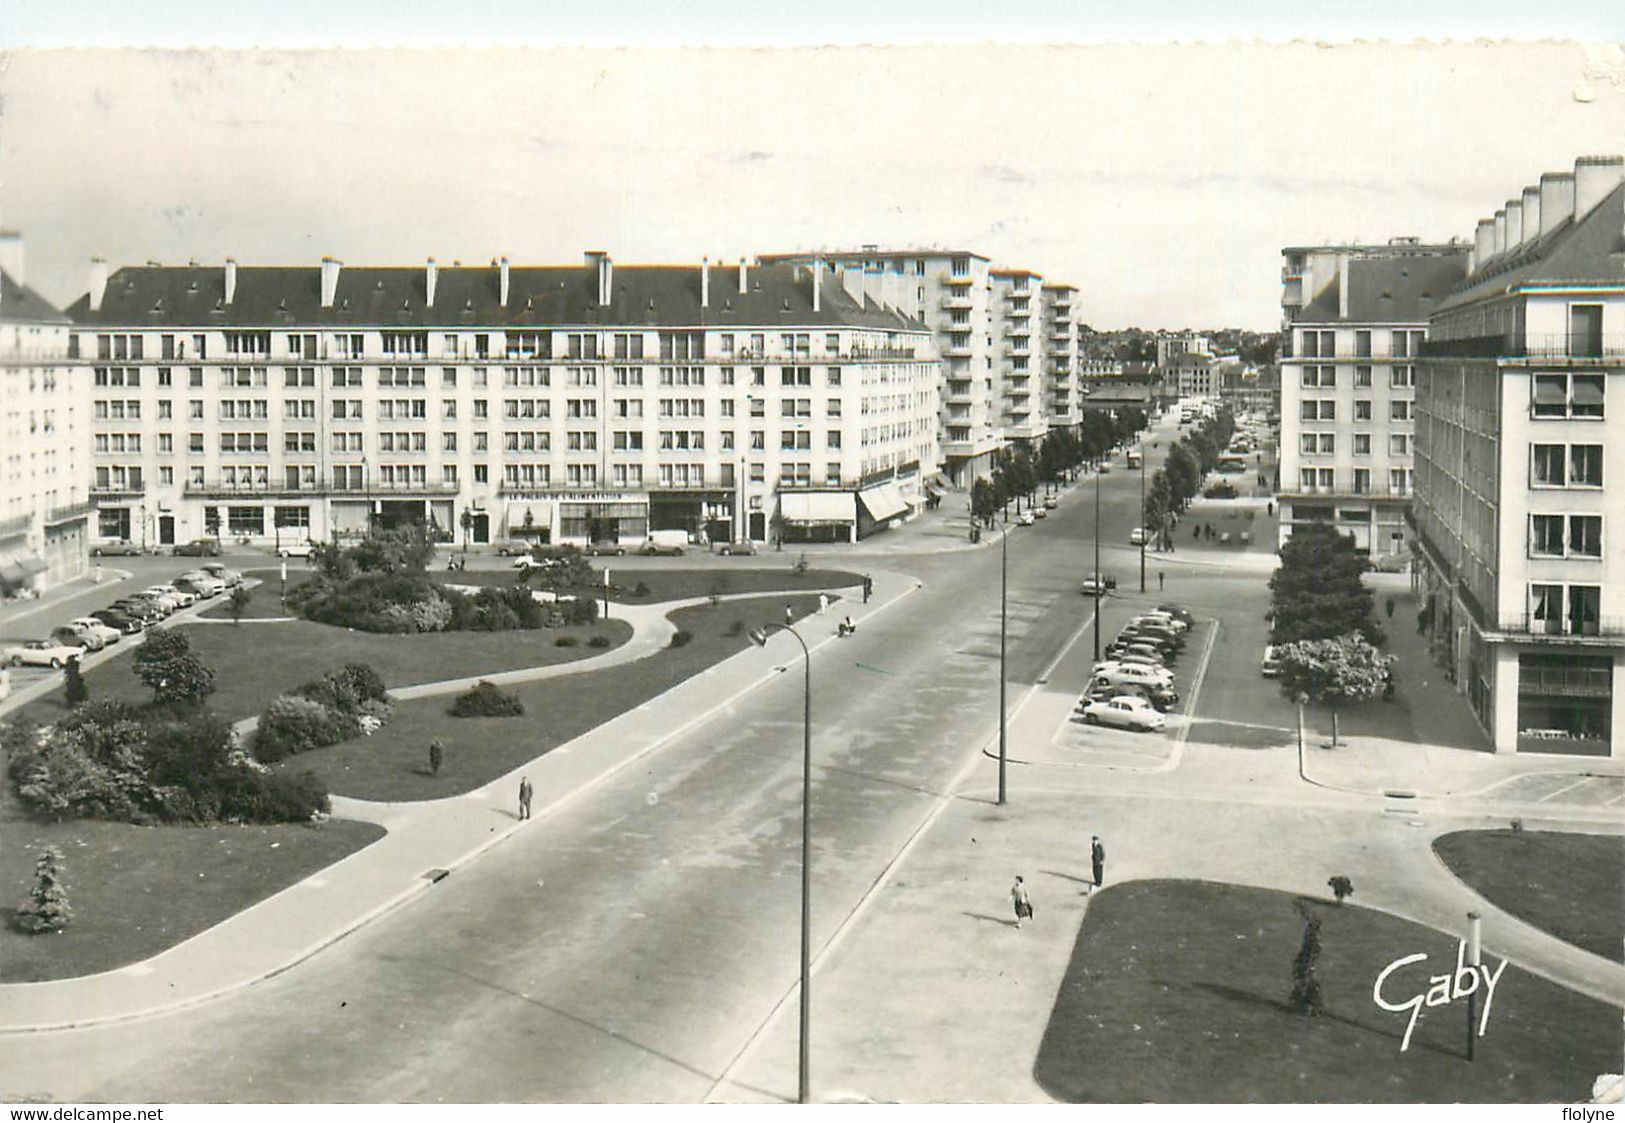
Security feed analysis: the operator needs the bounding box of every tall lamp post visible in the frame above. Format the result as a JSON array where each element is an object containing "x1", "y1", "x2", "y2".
[
  {"x1": 998, "y1": 521, "x2": 1008, "y2": 805},
  {"x1": 1093, "y1": 458, "x2": 1102, "y2": 662},
  {"x1": 746, "y1": 622, "x2": 813, "y2": 1105},
  {"x1": 1138, "y1": 441, "x2": 1148, "y2": 593}
]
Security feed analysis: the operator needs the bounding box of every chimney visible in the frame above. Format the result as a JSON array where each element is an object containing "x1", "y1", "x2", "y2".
[
  {"x1": 88, "y1": 257, "x2": 108, "y2": 312},
  {"x1": 812, "y1": 260, "x2": 822, "y2": 313},
  {"x1": 0, "y1": 231, "x2": 23, "y2": 285},
  {"x1": 1337, "y1": 255, "x2": 1350, "y2": 319},
  {"x1": 1538, "y1": 172, "x2": 1575, "y2": 237},
  {"x1": 1493, "y1": 209, "x2": 1507, "y2": 257},
  {"x1": 584, "y1": 250, "x2": 611, "y2": 306},
  {"x1": 320, "y1": 257, "x2": 342, "y2": 309},
  {"x1": 1503, "y1": 201, "x2": 1523, "y2": 249},
  {"x1": 1473, "y1": 219, "x2": 1495, "y2": 267},
  {"x1": 499, "y1": 257, "x2": 510, "y2": 307},
  {"x1": 425, "y1": 257, "x2": 438, "y2": 307},
  {"x1": 224, "y1": 258, "x2": 237, "y2": 305},
  {"x1": 1572, "y1": 155, "x2": 1624, "y2": 220},
  {"x1": 700, "y1": 256, "x2": 710, "y2": 309},
  {"x1": 1519, "y1": 186, "x2": 1541, "y2": 245},
  {"x1": 739, "y1": 257, "x2": 748, "y2": 295}
]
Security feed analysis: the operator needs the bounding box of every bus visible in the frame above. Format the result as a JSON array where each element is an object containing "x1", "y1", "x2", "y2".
[{"x1": 1126, "y1": 450, "x2": 1142, "y2": 470}]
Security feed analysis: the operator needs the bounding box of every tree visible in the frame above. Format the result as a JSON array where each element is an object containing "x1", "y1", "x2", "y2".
[
  {"x1": 1289, "y1": 906, "x2": 1325, "y2": 1016},
  {"x1": 133, "y1": 629, "x2": 216, "y2": 708},
  {"x1": 228, "y1": 586, "x2": 252, "y2": 625},
  {"x1": 1327, "y1": 876, "x2": 1354, "y2": 905},
  {"x1": 459, "y1": 508, "x2": 475, "y2": 553},
  {"x1": 15, "y1": 847, "x2": 72, "y2": 933},
  {"x1": 1274, "y1": 633, "x2": 1392, "y2": 747},
  {"x1": 970, "y1": 478, "x2": 998, "y2": 527},
  {"x1": 1269, "y1": 522, "x2": 1383, "y2": 646},
  {"x1": 1164, "y1": 444, "x2": 1200, "y2": 509},
  {"x1": 63, "y1": 658, "x2": 89, "y2": 708},
  {"x1": 348, "y1": 527, "x2": 434, "y2": 575}
]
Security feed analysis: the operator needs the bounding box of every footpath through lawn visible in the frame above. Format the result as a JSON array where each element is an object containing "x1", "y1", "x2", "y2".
[
  {"x1": 417, "y1": 564, "x2": 864, "y2": 605},
  {"x1": 282, "y1": 592, "x2": 835, "y2": 801},
  {"x1": 1034, "y1": 879, "x2": 1620, "y2": 1103},
  {"x1": 1434, "y1": 829, "x2": 1625, "y2": 964}
]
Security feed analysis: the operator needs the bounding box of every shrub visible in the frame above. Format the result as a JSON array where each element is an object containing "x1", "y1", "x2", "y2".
[
  {"x1": 562, "y1": 596, "x2": 600, "y2": 626},
  {"x1": 555, "y1": 635, "x2": 579, "y2": 647},
  {"x1": 670, "y1": 630, "x2": 693, "y2": 648},
  {"x1": 217, "y1": 768, "x2": 330, "y2": 823},
  {"x1": 1289, "y1": 907, "x2": 1325, "y2": 1016},
  {"x1": 633, "y1": 581, "x2": 651, "y2": 598},
  {"x1": 587, "y1": 635, "x2": 611, "y2": 648},
  {"x1": 63, "y1": 659, "x2": 89, "y2": 707},
  {"x1": 15, "y1": 848, "x2": 72, "y2": 934},
  {"x1": 253, "y1": 695, "x2": 358, "y2": 763},
  {"x1": 448, "y1": 680, "x2": 525, "y2": 718},
  {"x1": 228, "y1": 585, "x2": 252, "y2": 623},
  {"x1": 134, "y1": 629, "x2": 216, "y2": 707}
]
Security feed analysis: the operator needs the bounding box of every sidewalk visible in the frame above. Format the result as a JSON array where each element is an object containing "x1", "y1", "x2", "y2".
[
  {"x1": 0, "y1": 569, "x2": 921, "y2": 1033},
  {"x1": 0, "y1": 569, "x2": 134, "y2": 632}
]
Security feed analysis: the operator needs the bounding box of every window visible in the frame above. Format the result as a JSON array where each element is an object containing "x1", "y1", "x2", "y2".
[
  {"x1": 1390, "y1": 365, "x2": 1414, "y2": 388},
  {"x1": 826, "y1": 431, "x2": 842, "y2": 450},
  {"x1": 1299, "y1": 468, "x2": 1317, "y2": 490},
  {"x1": 1570, "y1": 515, "x2": 1603, "y2": 558},
  {"x1": 1389, "y1": 468, "x2": 1410, "y2": 495},
  {"x1": 1531, "y1": 445, "x2": 1566, "y2": 487},
  {"x1": 1300, "y1": 433, "x2": 1318, "y2": 455},
  {"x1": 1534, "y1": 372, "x2": 1606, "y2": 418},
  {"x1": 474, "y1": 465, "x2": 488, "y2": 484},
  {"x1": 1390, "y1": 400, "x2": 1412, "y2": 422},
  {"x1": 1354, "y1": 433, "x2": 1372, "y2": 455},
  {"x1": 1389, "y1": 434, "x2": 1410, "y2": 456},
  {"x1": 1571, "y1": 445, "x2": 1603, "y2": 487},
  {"x1": 1352, "y1": 469, "x2": 1370, "y2": 495},
  {"x1": 1353, "y1": 365, "x2": 1372, "y2": 388},
  {"x1": 1354, "y1": 400, "x2": 1371, "y2": 421},
  {"x1": 1530, "y1": 514, "x2": 1566, "y2": 557},
  {"x1": 1354, "y1": 330, "x2": 1372, "y2": 358},
  {"x1": 827, "y1": 368, "x2": 842, "y2": 388}
]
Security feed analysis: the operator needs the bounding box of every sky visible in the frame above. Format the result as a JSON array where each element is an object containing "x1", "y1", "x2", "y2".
[{"x1": 2, "y1": 6, "x2": 1623, "y2": 330}]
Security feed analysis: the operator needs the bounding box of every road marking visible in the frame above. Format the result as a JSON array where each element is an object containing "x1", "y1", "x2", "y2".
[{"x1": 1536, "y1": 777, "x2": 1592, "y2": 803}]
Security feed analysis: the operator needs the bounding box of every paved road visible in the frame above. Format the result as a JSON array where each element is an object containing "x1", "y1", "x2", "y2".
[{"x1": 0, "y1": 420, "x2": 1184, "y2": 1102}]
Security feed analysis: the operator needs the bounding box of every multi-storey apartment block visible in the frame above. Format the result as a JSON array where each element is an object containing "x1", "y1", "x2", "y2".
[
  {"x1": 991, "y1": 269, "x2": 1048, "y2": 443},
  {"x1": 1042, "y1": 284, "x2": 1080, "y2": 432},
  {"x1": 66, "y1": 253, "x2": 939, "y2": 550},
  {"x1": 0, "y1": 231, "x2": 91, "y2": 595},
  {"x1": 1413, "y1": 155, "x2": 1625, "y2": 756},
  {"x1": 1277, "y1": 239, "x2": 1470, "y2": 555}
]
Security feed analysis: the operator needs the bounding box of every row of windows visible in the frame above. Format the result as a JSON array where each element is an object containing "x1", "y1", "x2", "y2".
[
  {"x1": 1299, "y1": 399, "x2": 1413, "y2": 422},
  {"x1": 1529, "y1": 514, "x2": 1603, "y2": 559},
  {"x1": 1297, "y1": 365, "x2": 1415, "y2": 389},
  {"x1": 1296, "y1": 329, "x2": 1427, "y2": 359},
  {"x1": 164, "y1": 428, "x2": 853, "y2": 458},
  {"x1": 1298, "y1": 432, "x2": 1413, "y2": 457},
  {"x1": 1298, "y1": 467, "x2": 1413, "y2": 495}
]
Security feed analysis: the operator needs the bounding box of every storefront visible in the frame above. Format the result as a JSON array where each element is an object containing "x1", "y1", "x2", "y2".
[
  {"x1": 555, "y1": 495, "x2": 650, "y2": 546},
  {"x1": 649, "y1": 490, "x2": 735, "y2": 545},
  {"x1": 856, "y1": 482, "x2": 910, "y2": 538},
  {"x1": 779, "y1": 492, "x2": 857, "y2": 544}
]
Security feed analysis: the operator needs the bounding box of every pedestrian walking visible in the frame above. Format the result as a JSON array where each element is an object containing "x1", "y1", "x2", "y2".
[
  {"x1": 428, "y1": 738, "x2": 444, "y2": 777},
  {"x1": 784, "y1": 604, "x2": 794, "y2": 626},
  {"x1": 518, "y1": 776, "x2": 533, "y2": 820},
  {"x1": 1267, "y1": 501, "x2": 1274, "y2": 517},
  {"x1": 863, "y1": 575, "x2": 873, "y2": 604},
  {"x1": 1011, "y1": 876, "x2": 1034, "y2": 929},
  {"x1": 1091, "y1": 836, "x2": 1106, "y2": 890},
  {"x1": 1158, "y1": 570, "x2": 1165, "y2": 591},
  {"x1": 818, "y1": 593, "x2": 829, "y2": 615},
  {"x1": 1193, "y1": 524, "x2": 1200, "y2": 541}
]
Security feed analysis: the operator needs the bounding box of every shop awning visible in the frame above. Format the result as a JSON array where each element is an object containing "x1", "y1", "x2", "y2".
[
  {"x1": 1532, "y1": 378, "x2": 1566, "y2": 405},
  {"x1": 858, "y1": 484, "x2": 909, "y2": 523},
  {"x1": 16, "y1": 553, "x2": 47, "y2": 575},
  {"x1": 781, "y1": 492, "x2": 856, "y2": 525},
  {"x1": 505, "y1": 501, "x2": 553, "y2": 530}
]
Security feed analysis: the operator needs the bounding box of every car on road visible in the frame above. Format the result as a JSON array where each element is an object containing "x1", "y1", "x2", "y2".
[
  {"x1": 1203, "y1": 481, "x2": 1239, "y2": 499},
  {"x1": 91, "y1": 539, "x2": 143, "y2": 556},
  {"x1": 91, "y1": 608, "x2": 145, "y2": 634},
  {"x1": 1096, "y1": 463, "x2": 1112, "y2": 474},
  {"x1": 1032, "y1": 506, "x2": 1047, "y2": 519},
  {"x1": 1260, "y1": 644, "x2": 1283, "y2": 678},
  {"x1": 1077, "y1": 695, "x2": 1167, "y2": 732},
  {"x1": 1079, "y1": 573, "x2": 1116, "y2": 597},
  {"x1": 1369, "y1": 553, "x2": 1409, "y2": 574},
  {"x1": 1092, "y1": 662, "x2": 1176, "y2": 690},
  {"x1": 68, "y1": 617, "x2": 123, "y2": 646},
  {"x1": 491, "y1": 539, "x2": 535, "y2": 556},
  {"x1": 1129, "y1": 527, "x2": 1149, "y2": 546},
  {"x1": 175, "y1": 572, "x2": 227, "y2": 598},
  {"x1": 1016, "y1": 512, "x2": 1036, "y2": 527},
  {"x1": 52, "y1": 624, "x2": 107, "y2": 652},
  {"x1": 1043, "y1": 497, "x2": 1058, "y2": 510},
  {"x1": 713, "y1": 540, "x2": 759, "y2": 556},
  {"x1": 4, "y1": 639, "x2": 83, "y2": 669},
  {"x1": 512, "y1": 554, "x2": 562, "y2": 572},
  {"x1": 583, "y1": 542, "x2": 627, "y2": 557},
  {"x1": 200, "y1": 562, "x2": 245, "y2": 587},
  {"x1": 275, "y1": 539, "x2": 317, "y2": 558},
  {"x1": 174, "y1": 538, "x2": 222, "y2": 557}
]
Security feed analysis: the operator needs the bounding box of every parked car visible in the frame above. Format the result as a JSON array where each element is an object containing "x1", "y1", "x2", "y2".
[
  {"x1": 1077, "y1": 695, "x2": 1167, "y2": 733},
  {"x1": 1155, "y1": 604, "x2": 1195, "y2": 627},
  {"x1": 512, "y1": 555, "x2": 562, "y2": 572},
  {"x1": 200, "y1": 562, "x2": 244, "y2": 587},
  {"x1": 91, "y1": 608, "x2": 145, "y2": 634},
  {"x1": 67, "y1": 616, "x2": 123, "y2": 646},
  {"x1": 1033, "y1": 506, "x2": 1048, "y2": 519},
  {"x1": 1105, "y1": 641, "x2": 1170, "y2": 667},
  {"x1": 1261, "y1": 644, "x2": 1283, "y2": 678},
  {"x1": 91, "y1": 539, "x2": 143, "y2": 557},
  {"x1": 1122, "y1": 621, "x2": 1183, "y2": 650},
  {"x1": 139, "y1": 587, "x2": 188, "y2": 611},
  {"x1": 1082, "y1": 680, "x2": 1179, "y2": 712},
  {"x1": 174, "y1": 572, "x2": 228, "y2": 597},
  {"x1": 174, "y1": 538, "x2": 222, "y2": 557},
  {"x1": 1131, "y1": 610, "x2": 1189, "y2": 634},
  {"x1": 111, "y1": 599, "x2": 166, "y2": 625},
  {"x1": 1099, "y1": 649, "x2": 1165, "y2": 671},
  {"x1": 1097, "y1": 463, "x2": 1112, "y2": 474},
  {"x1": 3, "y1": 640, "x2": 83, "y2": 669},
  {"x1": 491, "y1": 539, "x2": 535, "y2": 556},
  {"x1": 152, "y1": 584, "x2": 197, "y2": 608},
  {"x1": 1092, "y1": 662, "x2": 1176, "y2": 690},
  {"x1": 713, "y1": 540, "x2": 759, "y2": 556},
  {"x1": 583, "y1": 542, "x2": 627, "y2": 557},
  {"x1": 1203, "y1": 481, "x2": 1239, "y2": 499},
  {"x1": 1129, "y1": 527, "x2": 1149, "y2": 546},
  {"x1": 52, "y1": 625, "x2": 106, "y2": 652},
  {"x1": 1043, "y1": 497, "x2": 1058, "y2": 510},
  {"x1": 1079, "y1": 573, "x2": 1116, "y2": 597},
  {"x1": 276, "y1": 539, "x2": 317, "y2": 558}
]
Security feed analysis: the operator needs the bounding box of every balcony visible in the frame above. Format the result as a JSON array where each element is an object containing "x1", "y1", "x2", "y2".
[
  {"x1": 1005, "y1": 324, "x2": 1031, "y2": 339},
  {"x1": 845, "y1": 344, "x2": 920, "y2": 361},
  {"x1": 1420, "y1": 333, "x2": 1625, "y2": 360},
  {"x1": 943, "y1": 343, "x2": 974, "y2": 359},
  {"x1": 44, "y1": 500, "x2": 95, "y2": 526},
  {"x1": 939, "y1": 295, "x2": 973, "y2": 311},
  {"x1": 91, "y1": 484, "x2": 146, "y2": 500},
  {"x1": 186, "y1": 481, "x2": 332, "y2": 499},
  {"x1": 1499, "y1": 613, "x2": 1625, "y2": 641}
]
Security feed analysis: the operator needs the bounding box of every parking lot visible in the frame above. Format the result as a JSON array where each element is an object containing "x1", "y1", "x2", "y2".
[{"x1": 1477, "y1": 772, "x2": 1625, "y2": 808}]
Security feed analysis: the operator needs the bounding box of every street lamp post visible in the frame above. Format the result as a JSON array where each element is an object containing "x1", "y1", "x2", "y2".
[
  {"x1": 1093, "y1": 459, "x2": 1102, "y2": 663},
  {"x1": 1139, "y1": 441, "x2": 1147, "y2": 593},
  {"x1": 746, "y1": 622, "x2": 814, "y2": 1105},
  {"x1": 998, "y1": 522, "x2": 1008, "y2": 805}
]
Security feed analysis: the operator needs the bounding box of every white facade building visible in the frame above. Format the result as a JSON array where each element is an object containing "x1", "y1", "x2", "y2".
[
  {"x1": 0, "y1": 231, "x2": 91, "y2": 595},
  {"x1": 67, "y1": 254, "x2": 939, "y2": 550}
]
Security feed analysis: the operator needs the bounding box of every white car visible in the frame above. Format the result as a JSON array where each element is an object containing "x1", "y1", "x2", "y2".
[
  {"x1": 139, "y1": 587, "x2": 187, "y2": 612},
  {"x1": 201, "y1": 562, "x2": 244, "y2": 587},
  {"x1": 1033, "y1": 506, "x2": 1047, "y2": 519},
  {"x1": 1130, "y1": 527, "x2": 1149, "y2": 546},
  {"x1": 67, "y1": 617, "x2": 123, "y2": 646},
  {"x1": 1093, "y1": 662, "x2": 1176, "y2": 690},
  {"x1": 1261, "y1": 644, "x2": 1283, "y2": 678},
  {"x1": 149, "y1": 584, "x2": 196, "y2": 608},
  {"x1": 1016, "y1": 512, "x2": 1036, "y2": 527},
  {"x1": 512, "y1": 555, "x2": 560, "y2": 571},
  {"x1": 276, "y1": 539, "x2": 317, "y2": 558},
  {"x1": 175, "y1": 572, "x2": 227, "y2": 597},
  {"x1": 1079, "y1": 576, "x2": 1112, "y2": 597},
  {"x1": 1130, "y1": 611, "x2": 1188, "y2": 634},
  {"x1": 4, "y1": 640, "x2": 83, "y2": 669},
  {"x1": 1078, "y1": 695, "x2": 1167, "y2": 732}
]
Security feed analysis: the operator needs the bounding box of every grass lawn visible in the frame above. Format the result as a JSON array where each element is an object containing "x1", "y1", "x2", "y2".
[
  {"x1": 195, "y1": 568, "x2": 315, "y2": 619},
  {"x1": 0, "y1": 798, "x2": 384, "y2": 982},
  {"x1": 277, "y1": 593, "x2": 830, "y2": 801},
  {"x1": 16, "y1": 615, "x2": 633, "y2": 728},
  {"x1": 1034, "y1": 879, "x2": 1620, "y2": 1103},
  {"x1": 1434, "y1": 829, "x2": 1625, "y2": 963},
  {"x1": 426, "y1": 566, "x2": 863, "y2": 605}
]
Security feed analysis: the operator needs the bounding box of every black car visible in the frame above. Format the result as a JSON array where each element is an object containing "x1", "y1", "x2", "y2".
[
  {"x1": 173, "y1": 538, "x2": 222, "y2": 557},
  {"x1": 111, "y1": 600, "x2": 165, "y2": 625},
  {"x1": 1155, "y1": 604, "x2": 1195, "y2": 627},
  {"x1": 91, "y1": 608, "x2": 144, "y2": 634},
  {"x1": 1081, "y1": 680, "x2": 1180, "y2": 712},
  {"x1": 1117, "y1": 627, "x2": 1180, "y2": 655},
  {"x1": 91, "y1": 539, "x2": 144, "y2": 557}
]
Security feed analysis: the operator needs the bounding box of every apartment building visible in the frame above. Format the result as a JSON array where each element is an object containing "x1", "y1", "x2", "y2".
[
  {"x1": 1413, "y1": 155, "x2": 1625, "y2": 756},
  {"x1": 1042, "y1": 285, "x2": 1079, "y2": 432},
  {"x1": 66, "y1": 253, "x2": 939, "y2": 550},
  {"x1": 1155, "y1": 333, "x2": 1211, "y2": 370},
  {"x1": 0, "y1": 231, "x2": 91, "y2": 595},
  {"x1": 1277, "y1": 239, "x2": 1470, "y2": 554},
  {"x1": 990, "y1": 269, "x2": 1049, "y2": 444}
]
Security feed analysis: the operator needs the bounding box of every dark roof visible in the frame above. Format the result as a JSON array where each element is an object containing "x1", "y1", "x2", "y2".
[
  {"x1": 1295, "y1": 250, "x2": 1470, "y2": 324},
  {"x1": 1436, "y1": 181, "x2": 1625, "y2": 314},
  {"x1": 64, "y1": 262, "x2": 928, "y2": 332},
  {"x1": 1, "y1": 270, "x2": 69, "y2": 325},
  {"x1": 759, "y1": 249, "x2": 989, "y2": 264},
  {"x1": 1081, "y1": 384, "x2": 1151, "y2": 405}
]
